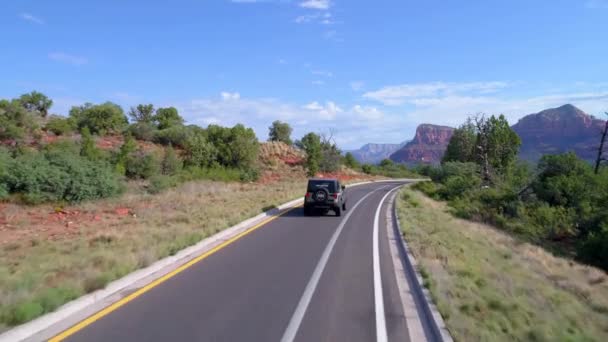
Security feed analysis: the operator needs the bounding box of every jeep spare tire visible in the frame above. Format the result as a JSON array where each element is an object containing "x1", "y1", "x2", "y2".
[{"x1": 314, "y1": 188, "x2": 329, "y2": 202}]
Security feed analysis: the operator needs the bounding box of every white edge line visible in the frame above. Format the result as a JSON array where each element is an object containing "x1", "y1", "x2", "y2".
[
  {"x1": 280, "y1": 184, "x2": 392, "y2": 342},
  {"x1": 373, "y1": 186, "x2": 402, "y2": 342}
]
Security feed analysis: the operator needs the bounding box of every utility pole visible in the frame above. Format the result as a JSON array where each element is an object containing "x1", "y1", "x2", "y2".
[{"x1": 594, "y1": 113, "x2": 608, "y2": 174}]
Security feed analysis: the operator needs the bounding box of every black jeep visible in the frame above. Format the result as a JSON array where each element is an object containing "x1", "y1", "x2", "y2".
[{"x1": 304, "y1": 178, "x2": 347, "y2": 216}]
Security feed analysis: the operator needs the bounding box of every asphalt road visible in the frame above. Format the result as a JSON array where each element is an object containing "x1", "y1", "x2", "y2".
[{"x1": 60, "y1": 181, "x2": 411, "y2": 342}]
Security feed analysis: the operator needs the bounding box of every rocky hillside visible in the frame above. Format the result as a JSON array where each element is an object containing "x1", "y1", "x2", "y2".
[
  {"x1": 512, "y1": 104, "x2": 606, "y2": 162},
  {"x1": 347, "y1": 142, "x2": 406, "y2": 164},
  {"x1": 389, "y1": 124, "x2": 454, "y2": 165}
]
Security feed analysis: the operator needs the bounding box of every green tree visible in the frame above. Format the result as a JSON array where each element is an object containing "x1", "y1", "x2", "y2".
[
  {"x1": 45, "y1": 116, "x2": 76, "y2": 135},
  {"x1": 207, "y1": 124, "x2": 259, "y2": 169},
  {"x1": 343, "y1": 152, "x2": 360, "y2": 169},
  {"x1": 154, "y1": 107, "x2": 184, "y2": 129},
  {"x1": 115, "y1": 133, "x2": 137, "y2": 175},
  {"x1": 184, "y1": 132, "x2": 217, "y2": 168},
  {"x1": 443, "y1": 120, "x2": 476, "y2": 164},
  {"x1": 0, "y1": 99, "x2": 34, "y2": 140},
  {"x1": 70, "y1": 102, "x2": 128, "y2": 134},
  {"x1": 268, "y1": 120, "x2": 293, "y2": 145},
  {"x1": 473, "y1": 114, "x2": 520, "y2": 182},
  {"x1": 379, "y1": 158, "x2": 394, "y2": 168},
  {"x1": 300, "y1": 132, "x2": 322, "y2": 177},
  {"x1": 80, "y1": 127, "x2": 102, "y2": 160},
  {"x1": 128, "y1": 104, "x2": 155, "y2": 123},
  {"x1": 161, "y1": 145, "x2": 182, "y2": 175},
  {"x1": 18, "y1": 91, "x2": 53, "y2": 117}
]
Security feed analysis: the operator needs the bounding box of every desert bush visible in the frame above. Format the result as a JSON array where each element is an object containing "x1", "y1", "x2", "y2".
[
  {"x1": 128, "y1": 122, "x2": 158, "y2": 141},
  {"x1": 178, "y1": 166, "x2": 242, "y2": 182},
  {"x1": 154, "y1": 126, "x2": 193, "y2": 147},
  {"x1": 0, "y1": 99, "x2": 38, "y2": 141},
  {"x1": 69, "y1": 102, "x2": 128, "y2": 134},
  {"x1": 0, "y1": 147, "x2": 11, "y2": 199},
  {"x1": 183, "y1": 133, "x2": 217, "y2": 168},
  {"x1": 239, "y1": 167, "x2": 260, "y2": 182},
  {"x1": 5, "y1": 148, "x2": 122, "y2": 204},
  {"x1": 161, "y1": 146, "x2": 182, "y2": 176},
  {"x1": 412, "y1": 181, "x2": 440, "y2": 199},
  {"x1": 439, "y1": 175, "x2": 480, "y2": 200},
  {"x1": 147, "y1": 175, "x2": 178, "y2": 194},
  {"x1": 125, "y1": 150, "x2": 159, "y2": 180},
  {"x1": 45, "y1": 116, "x2": 76, "y2": 135},
  {"x1": 207, "y1": 124, "x2": 259, "y2": 170},
  {"x1": 154, "y1": 107, "x2": 183, "y2": 129},
  {"x1": 578, "y1": 223, "x2": 608, "y2": 271}
]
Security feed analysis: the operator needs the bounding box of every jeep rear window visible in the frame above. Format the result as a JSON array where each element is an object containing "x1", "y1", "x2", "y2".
[{"x1": 307, "y1": 180, "x2": 336, "y2": 193}]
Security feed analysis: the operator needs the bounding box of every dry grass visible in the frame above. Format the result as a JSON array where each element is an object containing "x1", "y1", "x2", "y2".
[
  {"x1": 0, "y1": 173, "x2": 378, "y2": 331},
  {"x1": 397, "y1": 188, "x2": 608, "y2": 342}
]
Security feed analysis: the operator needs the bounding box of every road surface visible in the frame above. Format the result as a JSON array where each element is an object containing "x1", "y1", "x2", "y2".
[{"x1": 53, "y1": 181, "x2": 418, "y2": 342}]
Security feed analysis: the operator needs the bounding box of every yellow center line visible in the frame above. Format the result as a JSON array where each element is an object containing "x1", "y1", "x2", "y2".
[{"x1": 50, "y1": 205, "x2": 300, "y2": 342}]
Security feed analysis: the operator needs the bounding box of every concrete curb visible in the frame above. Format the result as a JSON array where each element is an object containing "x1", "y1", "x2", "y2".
[
  {"x1": 1, "y1": 178, "x2": 417, "y2": 342},
  {"x1": 391, "y1": 188, "x2": 453, "y2": 342}
]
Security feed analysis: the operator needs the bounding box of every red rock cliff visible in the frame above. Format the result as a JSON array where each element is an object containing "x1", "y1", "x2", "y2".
[
  {"x1": 389, "y1": 124, "x2": 454, "y2": 165},
  {"x1": 512, "y1": 104, "x2": 606, "y2": 162}
]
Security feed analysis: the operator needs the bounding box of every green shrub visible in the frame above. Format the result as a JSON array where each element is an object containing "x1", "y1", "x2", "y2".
[
  {"x1": 0, "y1": 147, "x2": 11, "y2": 199},
  {"x1": 125, "y1": 150, "x2": 159, "y2": 180},
  {"x1": 154, "y1": 126, "x2": 193, "y2": 147},
  {"x1": 239, "y1": 167, "x2": 260, "y2": 182},
  {"x1": 524, "y1": 203, "x2": 576, "y2": 240},
  {"x1": 69, "y1": 102, "x2": 128, "y2": 134},
  {"x1": 578, "y1": 223, "x2": 608, "y2": 270},
  {"x1": 80, "y1": 127, "x2": 104, "y2": 161},
  {"x1": 45, "y1": 116, "x2": 76, "y2": 135},
  {"x1": 128, "y1": 122, "x2": 158, "y2": 141},
  {"x1": 161, "y1": 146, "x2": 182, "y2": 176},
  {"x1": 207, "y1": 124, "x2": 259, "y2": 170},
  {"x1": 183, "y1": 133, "x2": 217, "y2": 167},
  {"x1": 147, "y1": 175, "x2": 178, "y2": 194},
  {"x1": 178, "y1": 166, "x2": 242, "y2": 183},
  {"x1": 438, "y1": 175, "x2": 478, "y2": 200},
  {"x1": 5, "y1": 149, "x2": 122, "y2": 204},
  {"x1": 412, "y1": 181, "x2": 441, "y2": 199},
  {"x1": 0, "y1": 99, "x2": 38, "y2": 141},
  {"x1": 154, "y1": 107, "x2": 184, "y2": 129}
]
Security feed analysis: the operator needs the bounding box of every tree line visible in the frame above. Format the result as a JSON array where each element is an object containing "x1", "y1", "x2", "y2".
[
  {"x1": 415, "y1": 113, "x2": 608, "y2": 271},
  {"x1": 2, "y1": 91, "x2": 398, "y2": 205}
]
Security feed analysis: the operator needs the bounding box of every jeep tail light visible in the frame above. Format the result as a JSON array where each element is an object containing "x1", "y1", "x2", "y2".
[
  {"x1": 331, "y1": 193, "x2": 338, "y2": 199},
  {"x1": 305, "y1": 192, "x2": 312, "y2": 198}
]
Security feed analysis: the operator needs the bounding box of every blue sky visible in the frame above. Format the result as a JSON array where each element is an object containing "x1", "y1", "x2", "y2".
[{"x1": 1, "y1": 0, "x2": 607, "y2": 149}]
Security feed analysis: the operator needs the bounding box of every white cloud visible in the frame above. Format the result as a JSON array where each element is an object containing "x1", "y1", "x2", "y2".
[
  {"x1": 48, "y1": 52, "x2": 88, "y2": 66},
  {"x1": 312, "y1": 70, "x2": 333, "y2": 77},
  {"x1": 221, "y1": 92, "x2": 241, "y2": 100},
  {"x1": 352, "y1": 105, "x2": 383, "y2": 121},
  {"x1": 20, "y1": 13, "x2": 44, "y2": 24},
  {"x1": 300, "y1": 0, "x2": 331, "y2": 10},
  {"x1": 278, "y1": 58, "x2": 288, "y2": 64},
  {"x1": 304, "y1": 101, "x2": 342, "y2": 120},
  {"x1": 295, "y1": 12, "x2": 333, "y2": 24},
  {"x1": 350, "y1": 81, "x2": 365, "y2": 91},
  {"x1": 363, "y1": 81, "x2": 509, "y2": 105},
  {"x1": 312, "y1": 80, "x2": 325, "y2": 85}
]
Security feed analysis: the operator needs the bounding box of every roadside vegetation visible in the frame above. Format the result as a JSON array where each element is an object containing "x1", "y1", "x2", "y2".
[
  {"x1": 414, "y1": 114, "x2": 608, "y2": 272},
  {"x1": 397, "y1": 188, "x2": 608, "y2": 341},
  {"x1": 0, "y1": 91, "x2": 382, "y2": 330}
]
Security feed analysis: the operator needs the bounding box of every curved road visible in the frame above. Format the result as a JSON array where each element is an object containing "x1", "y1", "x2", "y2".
[{"x1": 53, "y1": 181, "x2": 415, "y2": 342}]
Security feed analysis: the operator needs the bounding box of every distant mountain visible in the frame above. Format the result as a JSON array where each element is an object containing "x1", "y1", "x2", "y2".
[
  {"x1": 512, "y1": 104, "x2": 606, "y2": 162},
  {"x1": 346, "y1": 142, "x2": 407, "y2": 164},
  {"x1": 389, "y1": 124, "x2": 454, "y2": 165}
]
